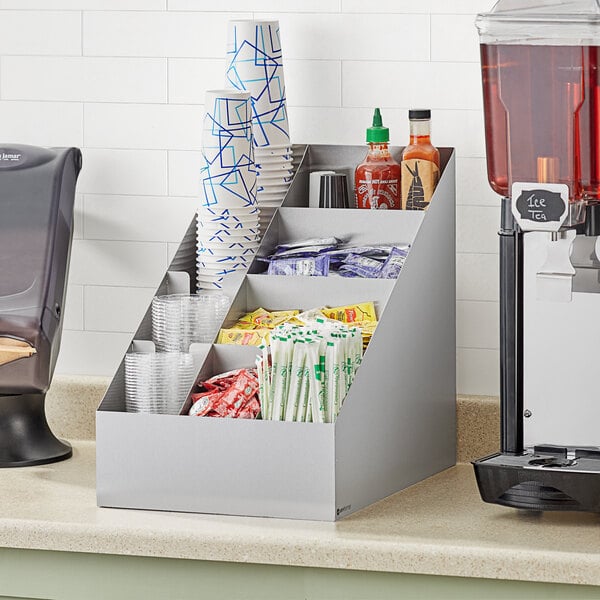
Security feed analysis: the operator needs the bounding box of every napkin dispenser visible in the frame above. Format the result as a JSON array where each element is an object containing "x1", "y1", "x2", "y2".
[{"x1": 0, "y1": 145, "x2": 82, "y2": 467}]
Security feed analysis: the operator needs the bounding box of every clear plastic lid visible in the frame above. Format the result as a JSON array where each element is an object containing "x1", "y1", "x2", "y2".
[{"x1": 477, "y1": 0, "x2": 600, "y2": 45}]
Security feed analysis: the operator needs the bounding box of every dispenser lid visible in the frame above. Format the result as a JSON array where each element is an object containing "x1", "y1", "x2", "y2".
[{"x1": 476, "y1": 0, "x2": 600, "y2": 45}]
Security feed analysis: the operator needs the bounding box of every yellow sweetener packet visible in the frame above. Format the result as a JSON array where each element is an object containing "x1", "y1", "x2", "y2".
[
  {"x1": 268, "y1": 309, "x2": 300, "y2": 327},
  {"x1": 235, "y1": 308, "x2": 271, "y2": 329},
  {"x1": 230, "y1": 320, "x2": 257, "y2": 330},
  {"x1": 217, "y1": 328, "x2": 270, "y2": 346},
  {"x1": 322, "y1": 302, "x2": 377, "y2": 324},
  {"x1": 353, "y1": 320, "x2": 378, "y2": 334},
  {"x1": 251, "y1": 308, "x2": 276, "y2": 327}
]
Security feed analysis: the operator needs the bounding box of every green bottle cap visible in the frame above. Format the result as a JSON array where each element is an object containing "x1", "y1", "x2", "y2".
[{"x1": 366, "y1": 108, "x2": 389, "y2": 143}]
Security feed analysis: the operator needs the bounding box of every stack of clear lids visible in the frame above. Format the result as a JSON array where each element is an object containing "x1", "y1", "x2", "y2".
[
  {"x1": 124, "y1": 292, "x2": 231, "y2": 415},
  {"x1": 152, "y1": 293, "x2": 231, "y2": 351},
  {"x1": 124, "y1": 352, "x2": 196, "y2": 415}
]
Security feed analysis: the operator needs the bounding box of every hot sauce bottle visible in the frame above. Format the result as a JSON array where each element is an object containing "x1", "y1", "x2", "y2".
[
  {"x1": 355, "y1": 108, "x2": 401, "y2": 209},
  {"x1": 401, "y1": 109, "x2": 440, "y2": 210}
]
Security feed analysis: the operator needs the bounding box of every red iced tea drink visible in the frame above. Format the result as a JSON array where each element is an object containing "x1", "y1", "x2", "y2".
[{"x1": 481, "y1": 43, "x2": 600, "y2": 201}]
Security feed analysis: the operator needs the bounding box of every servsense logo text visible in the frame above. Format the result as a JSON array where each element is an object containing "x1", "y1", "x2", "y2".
[{"x1": 0, "y1": 152, "x2": 22, "y2": 162}]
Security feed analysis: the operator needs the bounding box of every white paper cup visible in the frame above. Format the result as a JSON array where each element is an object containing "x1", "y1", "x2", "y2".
[
  {"x1": 197, "y1": 218, "x2": 259, "y2": 229},
  {"x1": 200, "y1": 240, "x2": 260, "y2": 251},
  {"x1": 203, "y1": 231, "x2": 261, "y2": 244},
  {"x1": 203, "y1": 89, "x2": 252, "y2": 132},
  {"x1": 256, "y1": 200, "x2": 284, "y2": 209},
  {"x1": 257, "y1": 183, "x2": 289, "y2": 194},
  {"x1": 255, "y1": 171, "x2": 293, "y2": 182},
  {"x1": 197, "y1": 261, "x2": 251, "y2": 273},
  {"x1": 196, "y1": 269, "x2": 231, "y2": 279},
  {"x1": 197, "y1": 210, "x2": 259, "y2": 223},
  {"x1": 197, "y1": 243, "x2": 259, "y2": 255},
  {"x1": 204, "y1": 228, "x2": 260, "y2": 237},
  {"x1": 257, "y1": 189, "x2": 287, "y2": 198},
  {"x1": 254, "y1": 152, "x2": 292, "y2": 163},
  {"x1": 199, "y1": 205, "x2": 260, "y2": 218},
  {"x1": 201, "y1": 137, "x2": 254, "y2": 172},
  {"x1": 197, "y1": 280, "x2": 228, "y2": 291},
  {"x1": 255, "y1": 160, "x2": 293, "y2": 171},
  {"x1": 249, "y1": 98, "x2": 290, "y2": 148},
  {"x1": 200, "y1": 162, "x2": 257, "y2": 209},
  {"x1": 197, "y1": 219, "x2": 259, "y2": 231},
  {"x1": 196, "y1": 251, "x2": 256, "y2": 270},
  {"x1": 197, "y1": 264, "x2": 247, "y2": 275},
  {"x1": 200, "y1": 89, "x2": 257, "y2": 209},
  {"x1": 199, "y1": 222, "x2": 260, "y2": 233},
  {"x1": 254, "y1": 146, "x2": 292, "y2": 159},
  {"x1": 226, "y1": 20, "x2": 290, "y2": 148}
]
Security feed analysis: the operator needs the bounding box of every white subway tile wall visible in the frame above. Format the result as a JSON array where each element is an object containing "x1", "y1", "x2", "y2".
[{"x1": 0, "y1": 0, "x2": 500, "y2": 393}]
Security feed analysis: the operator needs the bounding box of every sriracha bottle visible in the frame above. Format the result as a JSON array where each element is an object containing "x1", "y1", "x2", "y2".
[
  {"x1": 355, "y1": 108, "x2": 401, "y2": 210},
  {"x1": 401, "y1": 109, "x2": 440, "y2": 210}
]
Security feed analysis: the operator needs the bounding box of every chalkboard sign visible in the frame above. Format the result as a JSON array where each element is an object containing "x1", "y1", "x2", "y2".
[{"x1": 511, "y1": 182, "x2": 569, "y2": 232}]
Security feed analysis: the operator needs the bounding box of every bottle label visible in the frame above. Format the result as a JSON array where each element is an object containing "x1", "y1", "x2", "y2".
[
  {"x1": 401, "y1": 159, "x2": 439, "y2": 210},
  {"x1": 356, "y1": 177, "x2": 400, "y2": 209}
]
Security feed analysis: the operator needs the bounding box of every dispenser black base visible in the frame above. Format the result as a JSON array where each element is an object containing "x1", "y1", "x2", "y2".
[
  {"x1": 0, "y1": 393, "x2": 72, "y2": 467},
  {"x1": 474, "y1": 451, "x2": 600, "y2": 512}
]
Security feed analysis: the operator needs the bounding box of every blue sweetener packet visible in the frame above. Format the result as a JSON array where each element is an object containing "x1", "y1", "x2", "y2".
[
  {"x1": 379, "y1": 247, "x2": 409, "y2": 279},
  {"x1": 268, "y1": 255, "x2": 331, "y2": 277}
]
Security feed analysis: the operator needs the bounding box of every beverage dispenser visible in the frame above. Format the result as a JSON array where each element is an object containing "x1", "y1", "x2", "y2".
[
  {"x1": 0, "y1": 145, "x2": 81, "y2": 467},
  {"x1": 473, "y1": 0, "x2": 600, "y2": 511}
]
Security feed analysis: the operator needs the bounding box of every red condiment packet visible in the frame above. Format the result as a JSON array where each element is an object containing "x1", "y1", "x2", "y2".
[
  {"x1": 189, "y1": 368, "x2": 260, "y2": 419},
  {"x1": 189, "y1": 390, "x2": 222, "y2": 417}
]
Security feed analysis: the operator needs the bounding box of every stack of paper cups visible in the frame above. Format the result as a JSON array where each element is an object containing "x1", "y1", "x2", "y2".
[
  {"x1": 198, "y1": 89, "x2": 260, "y2": 290},
  {"x1": 226, "y1": 20, "x2": 292, "y2": 235}
]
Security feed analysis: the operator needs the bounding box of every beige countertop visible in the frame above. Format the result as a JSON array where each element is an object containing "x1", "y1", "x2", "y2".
[{"x1": 2, "y1": 439, "x2": 600, "y2": 587}]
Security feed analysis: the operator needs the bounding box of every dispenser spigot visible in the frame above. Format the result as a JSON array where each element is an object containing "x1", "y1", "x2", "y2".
[{"x1": 536, "y1": 230, "x2": 576, "y2": 302}]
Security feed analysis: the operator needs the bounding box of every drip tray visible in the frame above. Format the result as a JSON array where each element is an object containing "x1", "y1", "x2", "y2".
[{"x1": 473, "y1": 450, "x2": 600, "y2": 512}]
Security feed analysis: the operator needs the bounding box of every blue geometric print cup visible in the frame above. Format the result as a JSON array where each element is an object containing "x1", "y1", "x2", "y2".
[
  {"x1": 200, "y1": 89, "x2": 257, "y2": 209},
  {"x1": 226, "y1": 20, "x2": 290, "y2": 148}
]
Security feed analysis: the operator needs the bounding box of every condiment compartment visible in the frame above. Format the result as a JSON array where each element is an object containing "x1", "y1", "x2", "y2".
[
  {"x1": 281, "y1": 144, "x2": 453, "y2": 210},
  {"x1": 97, "y1": 144, "x2": 457, "y2": 521},
  {"x1": 250, "y1": 206, "x2": 423, "y2": 274},
  {"x1": 222, "y1": 274, "x2": 394, "y2": 328}
]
